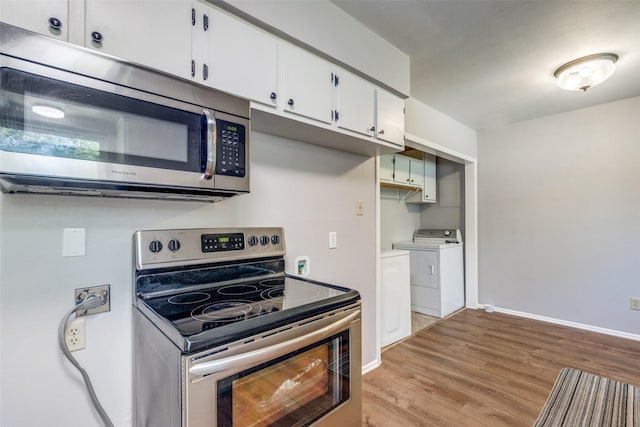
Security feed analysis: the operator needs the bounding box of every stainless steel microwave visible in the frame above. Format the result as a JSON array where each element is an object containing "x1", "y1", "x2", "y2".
[{"x1": 0, "y1": 23, "x2": 250, "y2": 202}]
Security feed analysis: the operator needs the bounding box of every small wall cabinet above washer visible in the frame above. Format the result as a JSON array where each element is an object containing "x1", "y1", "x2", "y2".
[{"x1": 379, "y1": 151, "x2": 436, "y2": 203}]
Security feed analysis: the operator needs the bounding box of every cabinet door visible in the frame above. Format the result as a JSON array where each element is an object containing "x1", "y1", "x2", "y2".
[
  {"x1": 85, "y1": 0, "x2": 192, "y2": 79},
  {"x1": 423, "y1": 153, "x2": 437, "y2": 202},
  {"x1": 335, "y1": 70, "x2": 375, "y2": 137},
  {"x1": 207, "y1": 7, "x2": 278, "y2": 106},
  {"x1": 393, "y1": 155, "x2": 410, "y2": 185},
  {"x1": 190, "y1": 0, "x2": 209, "y2": 84},
  {"x1": 376, "y1": 88, "x2": 405, "y2": 146},
  {"x1": 0, "y1": 0, "x2": 69, "y2": 41},
  {"x1": 409, "y1": 158, "x2": 424, "y2": 189},
  {"x1": 379, "y1": 154, "x2": 394, "y2": 182},
  {"x1": 282, "y1": 44, "x2": 333, "y2": 124}
]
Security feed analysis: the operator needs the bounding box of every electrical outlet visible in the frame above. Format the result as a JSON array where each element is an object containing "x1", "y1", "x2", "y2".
[
  {"x1": 75, "y1": 284, "x2": 110, "y2": 316},
  {"x1": 65, "y1": 319, "x2": 85, "y2": 351},
  {"x1": 630, "y1": 297, "x2": 640, "y2": 310}
]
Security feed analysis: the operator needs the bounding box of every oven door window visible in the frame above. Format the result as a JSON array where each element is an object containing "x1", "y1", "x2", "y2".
[
  {"x1": 217, "y1": 330, "x2": 350, "y2": 427},
  {"x1": 0, "y1": 67, "x2": 202, "y2": 172}
]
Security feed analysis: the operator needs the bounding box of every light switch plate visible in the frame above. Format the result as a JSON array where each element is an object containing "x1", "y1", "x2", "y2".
[
  {"x1": 329, "y1": 231, "x2": 337, "y2": 249},
  {"x1": 63, "y1": 228, "x2": 86, "y2": 257}
]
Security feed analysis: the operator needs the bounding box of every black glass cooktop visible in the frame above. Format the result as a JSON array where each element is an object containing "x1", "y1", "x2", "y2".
[{"x1": 141, "y1": 276, "x2": 348, "y2": 337}]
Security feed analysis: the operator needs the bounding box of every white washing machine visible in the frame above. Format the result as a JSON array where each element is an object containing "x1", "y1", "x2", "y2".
[{"x1": 393, "y1": 229, "x2": 465, "y2": 318}]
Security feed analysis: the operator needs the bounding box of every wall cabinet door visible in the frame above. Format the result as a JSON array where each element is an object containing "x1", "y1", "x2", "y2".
[
  {"x1": 206, "y1": 7, "x2": 278, "y2": 107},
  {"x1": 409, "y1": 158, "x2": 424, "y2": 189},
  {"x1": 379, "y1": 154, "x2": 394, "y2": 182},
  {"x1": 85, "y1": 0, "x2": 192, "y2": 79},
  {"x1": 376, "y1": 89, "x2": 405, "y2": 146},
  {"x1": 422, "y1": 153, "x2": 437, "y2": 202},
  {"x1": 393, "y1": 155, "x2": 411, "y2": 185},
  {"x1": 282, "y1": 44, "x2": 333, "y2": 124},
  {"x1": 335, "y1": 70, "x2": 375, "y2": 137},
  {"x1": 0, "y1": 0, "x2": 69, "y2": 41}
]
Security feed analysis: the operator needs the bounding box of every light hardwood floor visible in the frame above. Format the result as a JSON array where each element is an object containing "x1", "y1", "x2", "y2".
[{"x1": 362, "y1": 308, "x2": 640, "y2": 426}]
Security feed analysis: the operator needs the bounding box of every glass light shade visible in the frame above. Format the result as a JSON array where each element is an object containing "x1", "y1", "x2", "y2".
[
  {"x1": 554, "y1": 53, "x2": 618, "y2": 91},
  {"x1": 31, "y1": 105, "x2": 65, "y2": 119}
]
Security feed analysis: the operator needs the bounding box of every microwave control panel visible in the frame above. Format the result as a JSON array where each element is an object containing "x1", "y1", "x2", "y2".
[{"x1": 216, "y1": 119, "x2": 246, "y2": 177}]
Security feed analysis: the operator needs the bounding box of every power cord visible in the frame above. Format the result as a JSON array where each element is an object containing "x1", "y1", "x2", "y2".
[{"x1": 58, "y1": 294, "x2": 114, "y2": 427}]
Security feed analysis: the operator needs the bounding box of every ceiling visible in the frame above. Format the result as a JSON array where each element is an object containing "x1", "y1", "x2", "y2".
[{"x1": 331, "y1": 1, "x2": 640, "y2": 130}]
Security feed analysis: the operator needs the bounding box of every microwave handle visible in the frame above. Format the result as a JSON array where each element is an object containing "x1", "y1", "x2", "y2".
[
  {"x1": 188, "y1": 309, "x2": 360, "y2": 377},
  {"x1": 202, "y1": 109, "x2": 216, "y2": 180}
]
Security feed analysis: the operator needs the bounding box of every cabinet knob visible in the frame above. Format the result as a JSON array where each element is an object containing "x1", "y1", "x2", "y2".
[
  {"x1": 270, "y1": 92, "x2": 277, "y2": 101},
  {"x1": 378, "y1": 129, "x2": 385, "y2": 135},
  {"x1": 48, "y1": 17, "x2": 62, "y2": 31},
  {"x1": 288, "y1": 98, "x2": 294, "y2": 107},
  {"x1": 91, "y1": 31, "x2": 103, "y2": 44}
]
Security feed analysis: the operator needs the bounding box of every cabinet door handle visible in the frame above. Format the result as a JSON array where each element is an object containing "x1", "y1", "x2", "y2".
[
  {"x1": 48, "y1": 17, "x2": 62, "y2": 31},
  {"x1": 91, "y1": 31, "x2": 103, "y2": 45},
  {"x1": 191, "y1": 8, "x2": 196, "y2": 26},
  {"x1": 191, "y1": 60, "x2": 196, "y2": 78},
  {"x1": 369, "y1": 126, "x2": 376, "y2": 132},
  {"x1": 378, "y1": 129, "x2": 385, "y2": 135},
  {"x1": 203, "y1": 13, "x2": 209, "y2": 31},
  {"x1": 203, "y1": 64, "x2": 209, "y2": 80},
  {"x1": 270, "y1": 92, "x2": 277, "y2": 100},
  {"x1": 288, "y1": 98, "x2": 295, "y2": 107}
]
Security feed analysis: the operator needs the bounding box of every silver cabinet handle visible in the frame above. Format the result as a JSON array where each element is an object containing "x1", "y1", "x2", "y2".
[
  {"x1": 189, "y1": 309, "x2": 360, "y2": 377},
  {"x1": 202, "y1": 109, "x2": 216, "y2": 180}
]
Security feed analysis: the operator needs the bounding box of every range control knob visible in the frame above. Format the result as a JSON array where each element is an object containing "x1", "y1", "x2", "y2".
[
  {"x1": 260, "y1": 235, "x2": 269, "y2": 245},
  {"x1": 248, "y1": 235, "x2": 258, "y2": 246},
  {"x1": 168, "y1": 239, "x2": 181, "y2": 252},
  {"x1": 271, "y1": 235, "x2": 280, "y2": 245},
  {"x1": 149, "y1": 240, "x2": 163, "y2": 253}
]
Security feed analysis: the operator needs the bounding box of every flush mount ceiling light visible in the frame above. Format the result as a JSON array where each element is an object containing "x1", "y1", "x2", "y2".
[
  {"x1": 31, "y1": 104, "x2": 65, "y2": 119},
  {"x1": 554, "y1": 53, "x2": 619, "y2": 92}
]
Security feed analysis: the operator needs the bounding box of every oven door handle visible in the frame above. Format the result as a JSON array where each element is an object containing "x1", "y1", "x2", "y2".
[
  {"x1": 188, "y1": 309, "x2": 360, "y2": 377},
  {"x1": 201, "y1": 109, "x2": 216, "y2": 180}
]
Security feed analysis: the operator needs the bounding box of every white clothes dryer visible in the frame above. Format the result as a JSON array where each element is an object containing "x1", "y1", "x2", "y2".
[{"x1": 393, "y1": 229, "x2": 464, "y2": 318}]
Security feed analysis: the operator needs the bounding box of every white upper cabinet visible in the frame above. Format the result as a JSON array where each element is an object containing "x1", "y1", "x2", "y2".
[
  {"x1": 393, "y1": 155, "x2": 411, "y2": 185},
  {"x1": 333, "y1": 69, "x2": 405, "y2": 147},
  {"x1": 282, "y1": 44, "x2": 333, "y2": 125},
  {"x1": 84, "y1": 0, "x2": 192, "y2": 79},
  {"x1": 335, "y1": 70, "x2": 376, "y2": 137},
  {"x1": 376, "y1": 88, "x2": 405, "y2": 146},
  {"x1": 205, "y1": 6, "x2": 278, "y2": 107},
  {"x1": 0, "y1": 0, "x2": 69, "y2": 40},
  {"x1": 422, "y1": 153, "x2": 437, "y2": 202},
  {"x1": 379, "y1": 154, "x2": 395, "y2": 182}
]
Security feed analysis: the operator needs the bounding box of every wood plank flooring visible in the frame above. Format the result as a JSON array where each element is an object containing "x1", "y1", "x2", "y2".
[{"x1": 362, "y1": 308, "x2": 640, "y2": 426}]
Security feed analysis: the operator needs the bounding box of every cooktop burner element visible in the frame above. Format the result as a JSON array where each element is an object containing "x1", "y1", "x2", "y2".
[{"x1": 134, "y1": 227, "x2": 360, "y2": 352}]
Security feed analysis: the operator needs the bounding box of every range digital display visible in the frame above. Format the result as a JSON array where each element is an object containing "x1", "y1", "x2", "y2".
[{"x1": 201, "y1": 233, "x2": 244, "y2": 252}]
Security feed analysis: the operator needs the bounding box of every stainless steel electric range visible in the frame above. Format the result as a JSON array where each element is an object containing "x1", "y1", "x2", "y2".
[{"x1": 133, "y1": 227, "x2": 362, "y2": 427}]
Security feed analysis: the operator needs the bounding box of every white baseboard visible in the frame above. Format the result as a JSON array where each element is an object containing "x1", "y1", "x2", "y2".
[
  {"x1": 475, "y1": 304, "x2": 640, "y2": 342},
  {"x1": 362, "y1": 358, "x2": 381, "y2": 375}
]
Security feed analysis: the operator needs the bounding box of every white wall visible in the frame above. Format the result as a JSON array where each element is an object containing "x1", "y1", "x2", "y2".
[
  {"x1": 420, "y1": 158, "x2": 466, "y2": 234},
  {"x1": 379, "y1": 188, "x2": 422, "y2": 250},
  {"x1": 0, "y1": 131, "x2": 376, "y2": 427},
  {"x1": 478, "y1": 96, "x2": 640, "y2": 334},
  {"x1": 405, "y1": 97, "x2": 478, "y2": 159}
]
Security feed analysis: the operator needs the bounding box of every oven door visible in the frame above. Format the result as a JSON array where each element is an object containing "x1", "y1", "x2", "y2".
[
  {"x1": 0, "y1": 62, "x2": 248, "y2": 192},
  {"x1": 184, "y1": 306, "x2": 361, "y2": 427}
]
